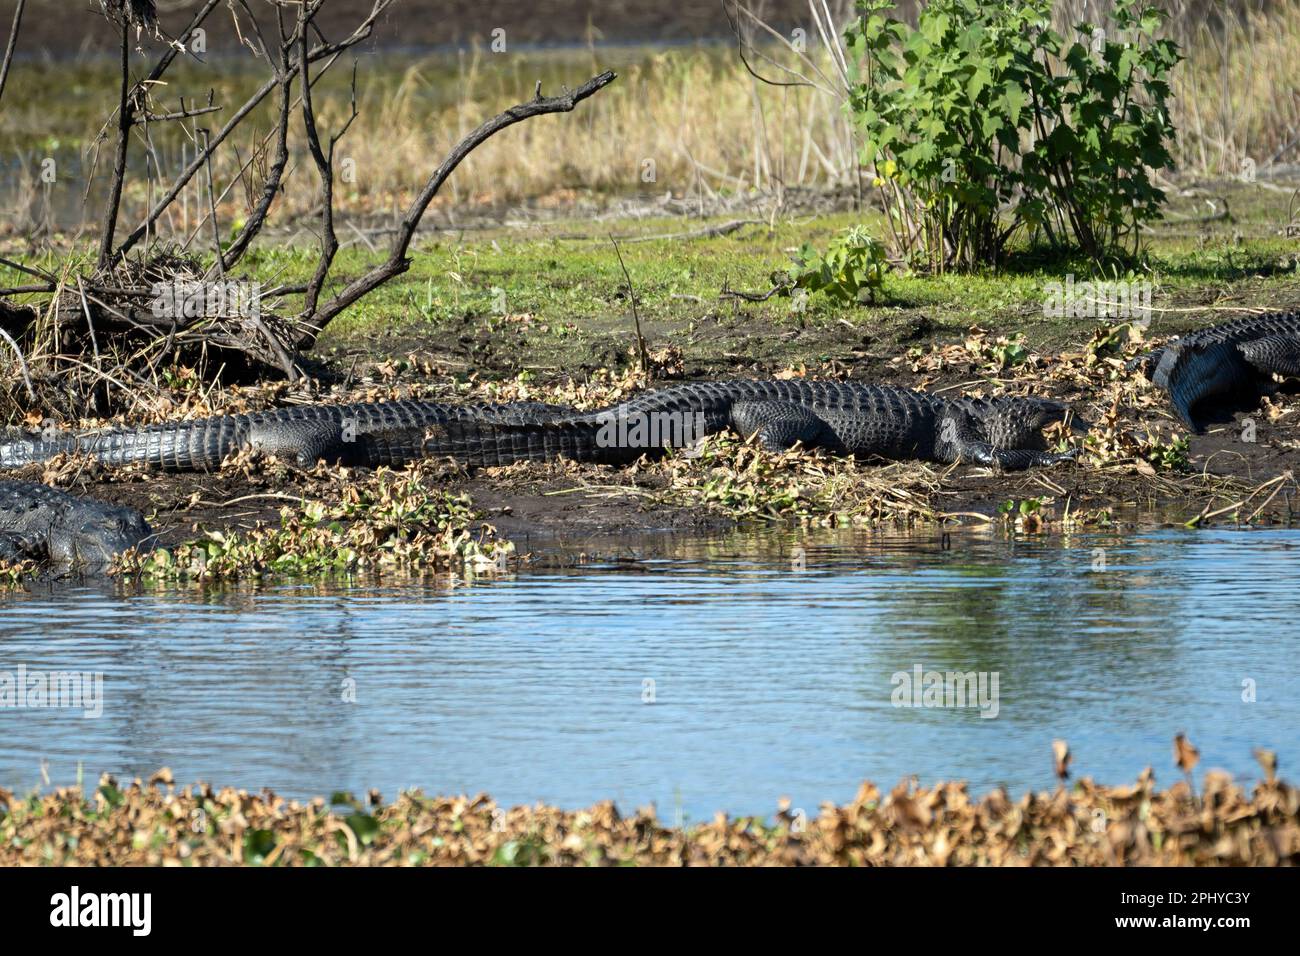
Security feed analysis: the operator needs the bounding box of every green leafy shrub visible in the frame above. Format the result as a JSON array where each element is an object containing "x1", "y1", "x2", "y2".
[
  {"x1": 784, "y1": 225, "x2": 889, "y2": 305},
  {"x1": 845, "y1": 0, "x2": 1181, "y2": 270}
]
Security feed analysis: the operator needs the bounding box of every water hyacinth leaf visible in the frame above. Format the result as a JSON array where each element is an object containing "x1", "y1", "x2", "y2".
[
  {"x1": 98, "y1": 780, "x2": 124, "y2": 808},
  {"x1": 345, "y1": 812, "x2": 381, "y2": 846},
  {"x1": 244, "y1": 828, "x2": 278, "y2": 863}
]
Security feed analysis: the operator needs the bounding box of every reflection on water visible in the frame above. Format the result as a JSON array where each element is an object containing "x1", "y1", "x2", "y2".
[{"x1": 1, "y1": 525, "x2": 1297, "y2": 821}]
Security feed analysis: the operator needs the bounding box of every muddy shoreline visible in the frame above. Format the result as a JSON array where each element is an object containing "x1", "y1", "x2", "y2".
[{"x1": 18, "y1": 341, "x2": 1300, "y2": 572}]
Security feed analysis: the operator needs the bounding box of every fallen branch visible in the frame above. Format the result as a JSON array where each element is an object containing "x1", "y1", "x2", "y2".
[
  {"x1": 610, "y1": 219, "x2": 764, "y2": 243},
  {"x1": 719, "y1": 275, "x2": 791, "y2": 302}
]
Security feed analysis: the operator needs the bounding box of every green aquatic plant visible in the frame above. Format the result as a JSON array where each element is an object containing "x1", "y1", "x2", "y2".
[{"x1": 115, "y1": 468, "x2": 512, "y2": 582}]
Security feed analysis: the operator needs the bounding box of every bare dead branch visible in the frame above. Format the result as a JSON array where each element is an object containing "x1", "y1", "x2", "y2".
[
  {"x1": 719, "y1": 276, "x2": 791, "y2": 302},
  {"x1": 612, "y1": 219, "x2": 764, "y2": 243},
  {"x1": 299, "y1": 9, "x2": 358, "y2": 318},
  {"x1": 220, "y1": 35, "x2": 295, "y2": 270},
  {"x1": 198, "y1": 128, "x2": 224, "y2": 276},
  {"x1": 0, "y1": 0, "x2": 25, "y2": 110},
  {"x1": 96, "y1": 0, "x2": 222, "y2": 269},
  {"x1": 74, "y1": 277, "x2": 103, "y2": 373},
  {"x1": 0, "y1": 255, "x2": 55, "y2": 284},
  {"x1": 142, "y1": 103, "x2": 223, "y2": 123},
  {"x1": 295, "y1": 69, "x2": 618, "y2": 348},
  {"x1": 722, "y1": 0, "x2": 838, "y2": 96},
  {"x1": 113, "y1": 1, "x2": 390, "y2": 260},
  {"x1": 0, "y1": 325, "x2": 36, "y2": 402},
  {"x1": 609, "y1": 235, "x2": 650, "y2": 376},
  {"x1": 96, "y1": 23, "x2": 133, "y2": 270},
  {"x1": 0, "y1": 285, "x2": 53, "y2": 297}
]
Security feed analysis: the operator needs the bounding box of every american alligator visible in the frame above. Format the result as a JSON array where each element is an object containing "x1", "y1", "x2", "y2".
[
  {"x1": 0, "y1": 381, "x2": 1079, "y2": 473},
  {"x1": 1127, "y1": 311, "x2": 1300, "y2": 431},
  {"x1": 0, "y1": 480, "x2": 152, "y2": 571}
]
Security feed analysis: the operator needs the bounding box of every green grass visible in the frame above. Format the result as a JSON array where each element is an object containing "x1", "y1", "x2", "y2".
[
  {"x1": 227, "y1": 183, "x2": 1300, "y2": 377},
  {"x1": 3, "y1": 180, "x2": 1297, "y2": 383}
]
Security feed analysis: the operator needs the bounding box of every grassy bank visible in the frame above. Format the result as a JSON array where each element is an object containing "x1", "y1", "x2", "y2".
[
  {"x1": 3, "y1": 176, "x2": 1299, "y2": 565},
  {"x1": 2, "y1": 743, "x2": 1293, "y2": 865}
]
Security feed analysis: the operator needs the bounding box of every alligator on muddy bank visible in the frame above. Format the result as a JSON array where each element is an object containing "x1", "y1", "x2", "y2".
[
  {"x1": 0, "y1": 381, "x2": 1079, "y2": 571},
  {"x1": 1128, "y1": 311, "x2": 1300, "y2": 432},
  {"x1": 1, "y1": 380, "x2": 1079, "y2": 473}
]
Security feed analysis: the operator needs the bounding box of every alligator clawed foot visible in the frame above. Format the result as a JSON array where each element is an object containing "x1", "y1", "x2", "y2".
[{"x1": 1036, "y1": 449, "x2": 1078, "y2": 467}]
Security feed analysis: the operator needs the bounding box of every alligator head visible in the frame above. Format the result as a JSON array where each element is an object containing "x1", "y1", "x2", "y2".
[{"x1": 56, "y1": 504, "x2": 154, "y2": 570}]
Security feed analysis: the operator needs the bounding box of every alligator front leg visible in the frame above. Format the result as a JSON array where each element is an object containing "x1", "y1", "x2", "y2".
[
  {"x1": 729, "y1": 400, "x2": 830, "y2": 452},
  {"x1": 952, "y1": 440, "x2": 1077, "y2": 471},
  {"x1": 249, "y1": 420, "x2": 356, "y2": 467}
]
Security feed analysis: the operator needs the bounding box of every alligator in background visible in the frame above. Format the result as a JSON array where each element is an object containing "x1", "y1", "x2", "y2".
[
  {"x1": 0, "y1": 480, "x2": 152, "y2": 571},
  {"x1": 0, "y1": 380, "x2": 1080, "y2": 473},
  {"x1": 1127, "y1": 311, "x2": 1300, "y2": 432}
]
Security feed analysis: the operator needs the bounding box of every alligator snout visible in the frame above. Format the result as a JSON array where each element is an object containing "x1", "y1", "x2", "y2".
[{"x1": 61, "y1": 508, "x2": 154, "y2": 570}]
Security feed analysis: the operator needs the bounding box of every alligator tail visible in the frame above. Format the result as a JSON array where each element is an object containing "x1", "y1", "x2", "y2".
[
  {"x1": 0, "y1": 428, "x2": 81, "y2": 469},
  {"x1": 0, "y1": 417, "x2": 247, "y2": 471}
]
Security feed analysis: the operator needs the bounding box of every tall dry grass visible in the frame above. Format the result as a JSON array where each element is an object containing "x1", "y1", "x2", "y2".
[
  {"x1": 332, "y1": 44, "x2": 859, "y2": 213},
  {"x1": 323, "y1": 0, "x2": 1300, "y2": 216},
  {"x1": 2, "y1": 0, "x2": 1299, "y2": 238},
  {"x1": 1167, "y1": 0, "x2": 1300, "y2": 173}
]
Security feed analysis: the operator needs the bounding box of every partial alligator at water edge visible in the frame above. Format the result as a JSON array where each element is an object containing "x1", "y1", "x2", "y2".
[
  {"x1": 0, "y1": 381, "x2": 1079, "y2": 473},
  {"x1": 0, "y1": 480, "x2": 152, "y2": 572},
  {"x1": 1128, "y1": 311, "x2": 1300, "y2": 432}
]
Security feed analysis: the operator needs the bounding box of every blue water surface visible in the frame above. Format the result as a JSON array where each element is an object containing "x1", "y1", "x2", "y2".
[{"x1": 1, "y1": 525, "x2": 1296, "y2": 821}]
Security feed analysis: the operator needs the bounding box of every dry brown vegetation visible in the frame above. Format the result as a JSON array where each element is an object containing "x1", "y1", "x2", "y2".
[
  {"x1": 4, "y1": 1, "x2": 1300, "y2": 238},
  {"x1": 1, "y1": 741, "x2": 1293, "y2": 865}
]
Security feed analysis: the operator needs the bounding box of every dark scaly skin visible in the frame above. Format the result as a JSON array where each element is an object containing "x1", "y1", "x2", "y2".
[
  {"x1": 1127, "y1": 311, "x2": 1300, "y2": 431},
  {"x1": 0, "y1": 479, "x2": 152, "y2": 571},
  {"x1": 0, "y1": 381, "x2": 1076, "y2": 472},
  {"x1": 0, "y1": 383, "x2": 1077, "y2": 569}
]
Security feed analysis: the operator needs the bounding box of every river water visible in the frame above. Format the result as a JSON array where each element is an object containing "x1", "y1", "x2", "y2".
[{"x1": 1, "y1": 524, "x2": 1296, "y2": 822}]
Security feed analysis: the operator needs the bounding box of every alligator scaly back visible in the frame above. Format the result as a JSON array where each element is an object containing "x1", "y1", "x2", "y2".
[
  {"x1": 0, "y1": 381, "x2": 1078, "y2": 472},
  {"x1": 1128, "y1": 310, "x2": 1300, "y2": 431}
]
